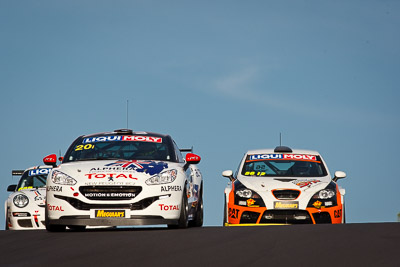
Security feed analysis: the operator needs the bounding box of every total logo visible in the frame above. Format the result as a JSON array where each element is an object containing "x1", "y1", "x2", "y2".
[
  {"x1": 85, "y1": 173, "x2": 138, "y2": 180},
  {"x1": 159, "y1": 204, "x2": 179, "y2": 211},
  {"x1": 47, "y1": 204, "x2": 64, "y2": 211}
]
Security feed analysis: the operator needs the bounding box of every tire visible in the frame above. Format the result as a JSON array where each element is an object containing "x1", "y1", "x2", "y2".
[
  {"x1": 168, "y1": 188, "x2": 189, "y2": 229},
  {"x1": 5, "y1": 208, "x2": 9, "y2": 230},
  {"x1": 223, "y1": 195, "x2": 228, "y2": 226},
  {"x1": 189, "y1": 184, "x2": 203, "y2": 227},
  {"x1": 68, "y1": 225, "x2": 86, "y2": 231},
  {"x1": 45, "y1": 205, "x2": 66, "y2": 232}
]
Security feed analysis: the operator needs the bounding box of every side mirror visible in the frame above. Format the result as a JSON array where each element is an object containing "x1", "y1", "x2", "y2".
[
  {"x1": 183, "y1": 153, "x2": 201, "y2": 171},
  {"x1": 222, "y1": 170, "x2": 235, "y2": 182},
  {"x1": 333, "y1": 171, "x2": 346, "y2": 182},
  {"x1": 185, "y1": 153, "x2": 201, "y2": 164},
  {"x1": 43, "y1": 154, "x2": 57, "y2": 167},
  {"x1": 7, "y1": 184, "x2": 17, "y2": 192}
]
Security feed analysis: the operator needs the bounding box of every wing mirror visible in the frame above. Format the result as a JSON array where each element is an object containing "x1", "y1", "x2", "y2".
[
  {"x1": 183, "y1": 153, "x2": 201, "y2": 171},
  {"x1": 43, "y1": 154, "x2": 58, "y2": 167},
  {"x1": 185, "y1": 153, "x2": 201, "y2": 164},
  {"x1": 7, "y1": 184, "x2": 17, "y2": 192},
  {"x1": 333, "y1": 171, "x2": 346, "y2": 182},
  {"x1": 222, "y1": 170, "x2": 235, "y2": 182}
]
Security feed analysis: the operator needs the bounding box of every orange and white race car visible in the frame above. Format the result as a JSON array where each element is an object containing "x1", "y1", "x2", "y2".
[{"x1": 222, "y1": 146, "x2": 346, "y2": 225}]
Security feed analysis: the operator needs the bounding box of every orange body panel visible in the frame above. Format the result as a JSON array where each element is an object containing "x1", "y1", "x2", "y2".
[{"x1": 227, "y1": 184, "x2": 344, "y2": 225}]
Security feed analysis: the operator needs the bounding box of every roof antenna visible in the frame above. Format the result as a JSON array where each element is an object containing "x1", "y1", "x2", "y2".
[
  {"x1": 280, "y1": 132, "x2": 282, "y2": 146},
  {"x1": 126, "y1": 99, "x2": 129, "y2": 129}
]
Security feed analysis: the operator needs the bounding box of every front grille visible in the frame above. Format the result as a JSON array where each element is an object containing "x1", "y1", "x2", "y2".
[
  {"x1": 272, "y1": 190, "x2": 300, "y2": 200},
  {"x1": 17, "y1": 219, "x2": 33, "y2": 228},
  {"x1": 312, "y1": 212, "x2": 332, "y2": 224},
  {"x1": 54, "y1": 195, "x2": 159, "y2": 211},
  {"x1": 260, "y1": 210, "x2": 313, "y2": 224},
  {"x1": 240, "y1": 211, "x2": 260, "y2": 224},
  {"x1": 79, "y1": 186, "x2": 142, "y2": 200}
]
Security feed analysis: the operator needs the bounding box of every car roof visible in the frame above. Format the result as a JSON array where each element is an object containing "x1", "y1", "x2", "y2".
[{"x1": 246, "y1": 148, "x2": 321, "y2": 156}]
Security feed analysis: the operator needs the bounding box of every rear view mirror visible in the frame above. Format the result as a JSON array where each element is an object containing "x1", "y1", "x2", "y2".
[
  {"x1": 43, "y1": 154, "x2": 57, "y2": 167},
  {"x1": 333, "y1": 171, "x2": 347, "y2": 182},
  {"x1": 183, "y1": 153, "x2": 201, "y2": 171},
  {"x1": 222, "y1": 170, "x2": 235, "y2": 182},
  {"x1": 7, "y1": 184, "x2": 17, "y2": 192},
  {"x1": 185, "y1": 153, "x2": 201, "y2": 164}
]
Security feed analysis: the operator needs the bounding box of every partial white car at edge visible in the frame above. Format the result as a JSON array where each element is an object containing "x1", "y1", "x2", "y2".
[{"x1": 5, "y1": 166, "x2": 52, "y2": 230}]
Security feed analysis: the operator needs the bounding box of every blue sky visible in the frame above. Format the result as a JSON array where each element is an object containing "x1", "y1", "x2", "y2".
[{"x1": 1, "y1": 0, "x2": 399, "y2": 229}]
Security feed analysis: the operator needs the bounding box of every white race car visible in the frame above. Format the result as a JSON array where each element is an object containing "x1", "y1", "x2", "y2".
[
  {"x1": 44, "y1": 129, "x2": 203, "y2": 231},
  {"x1": 5, "y1": 165, "x2": 52, "y2": 230},
  {"x1": 222, "y1": 146, "x2": 347, "y2": 225}
]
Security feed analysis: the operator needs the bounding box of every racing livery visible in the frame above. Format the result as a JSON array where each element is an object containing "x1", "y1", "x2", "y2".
[
  {"x1": 5, "y1": 166, "x2": 52, "y2": 230},
  {"x1": 222, "y1": 146, "x2": 346, "y2": 225},
  {"x1": 44, "y1": 129, "x2": 203, "y2": 231}
]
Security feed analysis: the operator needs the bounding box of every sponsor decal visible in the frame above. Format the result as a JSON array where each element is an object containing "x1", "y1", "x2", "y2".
[
  {"x1": 334, "y1": 209, "x2": 342, "y2": 218},
  {"x1": 105, "y1": 160, "x2": 168, "y2": 175},
  {"x1": 18, "y1": 186, "x2": 33, "y2": 191},
  {"x1": 161, "y1": 185, "x2": 182, "y2": 192},
  {"x1": 292, "y1": 179, "x2": 321, "y2": 188},
  {"x1": 229, "y1": 208, "x2": 239, "y2": 219},
  {"x1": 247, "y1": 198, "x2": 256, "y2": 207},
  {"x1": 159, "y1": 204, "x2": 179, "y2": 211},
  {"x1": 313, "y1": 200, "x2": 322, "y2": 209},
  {"x1": 47, "y1": 186, "x2": 62, "y2": 192},
  {"x1": 75, "y1": 143, "x2": 95, "y2": 151},
  {"x1": 249, "y1": 154, "x2": 317, "y2": 161},
  {"x1": 82, "y1": 135, "x2": 162, "y2": 144},
  {"x1": 274, "y1": 201, "x2": 299, "y2": 209},
  {"x1": 85, "y1": 173, "x2": 138, "y2": 180},
  {"x1": 95, "y1": 210, "x2": 125, "y2": 218},
  {"x1": 47, "y1": 204, "x2": 64, "y2": 211},
  {"x1": 84, "y1": 192, "x2": 136, "y2": 198},
  {"x1": 28, "y1": 168, "x2": 51, "y2": 176}
]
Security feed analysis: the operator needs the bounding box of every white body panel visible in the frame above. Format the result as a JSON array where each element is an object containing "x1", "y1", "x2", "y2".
[{"x1": 46, "y1": 160, "x2": 201, "y2": 226}]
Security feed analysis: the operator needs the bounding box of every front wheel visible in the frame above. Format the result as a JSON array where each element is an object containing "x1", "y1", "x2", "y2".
[
  {"x1": 168, "y1": 189, "x2": 189, "y2": 229},
  {"x1": 189, "y1": 184, "x2": 203, "y2": 227},
  {"x1": 5, "y1": 208, "x2": 9, "y2": 230},
  {"x1": 223, "y1": 195, "x2": 228, "y2": 226},
  {"x1": 45, "y1": 205, "x2": 66, "y2": 232},
  {"x1": 68, "y1": 225, "x2": 86, "y2": 231}
]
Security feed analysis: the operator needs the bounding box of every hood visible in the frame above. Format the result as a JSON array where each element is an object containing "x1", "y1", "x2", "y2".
[
  {"x1": 56, "y1": 160, "x2": 181, "y2": 185},
  {"x1": 237, "y1": 175, "x2": 331, "y2": 193}
]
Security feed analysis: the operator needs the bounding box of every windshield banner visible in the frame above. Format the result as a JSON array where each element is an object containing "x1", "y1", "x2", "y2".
[{"x1": 249, "y1": 154, "x2": 316, "y2": 161}]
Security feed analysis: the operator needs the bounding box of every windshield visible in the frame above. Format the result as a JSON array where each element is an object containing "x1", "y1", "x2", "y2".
[
  {"x1": 17, "y1": 169, "x2": 50, "y2": 191},
  {"x1": 63, "y1": 134, "x2": 176, "y2": 163},
  {"x1": 241, "y1": 153, "x2": 327, "y2": 177}
]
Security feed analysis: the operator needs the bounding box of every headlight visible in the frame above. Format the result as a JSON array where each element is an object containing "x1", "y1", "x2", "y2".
[
  {"x1": 13, "y1": 194, "x2": 29, "y2": 208},
  {"x1": 234, "y1": 180, "x2": 265, "y2": 207},
  {"x1": 316, "y1": 189, "x2": 335, "y2": 199},
  {"x1": 308, "y1": 182, "x2": 338, "y2": 208},
  {"x1": 146, "y1": 169, "x2": 177, "y2": 185},
  {"x1": 236, "y1": 189, "x2": 253, "y2": 198},
  {"x1": 51, "y1": 170, "x2": 77, "y2": 185}
]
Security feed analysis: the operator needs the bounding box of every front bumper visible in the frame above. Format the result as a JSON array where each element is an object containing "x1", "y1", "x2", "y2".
[
  {"x1": 49, "y1": 215, "x2": 177, "y2": 226},
  {"x1": 7, "y1": 209, "x2": 45, "y2": 230},
  {"x1": 227, "y1": 204, "x2": 343, "y2": 225},
  {"x1": 46, "y1": 187, "x2": 183, "y2": 226}
]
